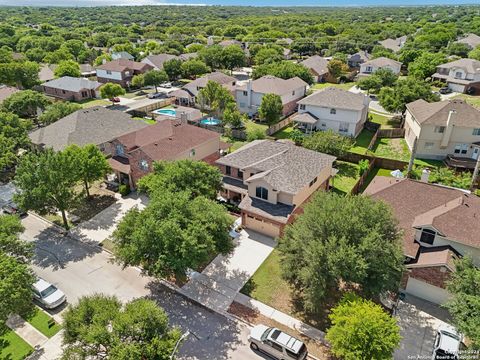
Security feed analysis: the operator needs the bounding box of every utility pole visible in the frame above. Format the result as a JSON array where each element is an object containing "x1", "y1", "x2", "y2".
[{"x1": 407, "y1": 137, "x2": 418, "y2": 176}]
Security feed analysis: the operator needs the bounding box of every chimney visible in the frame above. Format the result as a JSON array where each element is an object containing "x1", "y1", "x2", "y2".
[
  {"x1": 247, "y1": 80, "x2": 252, "y2": 108},
  {"x1": 180, "y1": 112, "x2": 187, "y2": 124},
  {"x1": 420, "y1": 168, "x2": 431, "y2": 183},
  {"x1": 440, "y1": 110, "x2": 456, "y2": 149}
]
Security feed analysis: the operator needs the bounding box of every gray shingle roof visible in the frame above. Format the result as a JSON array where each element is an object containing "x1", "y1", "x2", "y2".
[
  {"x1": 406, "y1": 99, "x2": 480, "y2": 127},
  {"x1": 362, "y1": 56, "x2": 402, "y2": 67},
  {"x1": 42, "y1": 76, "x2": 101, "y2": 93},
  {"x1": 29, "y1": 107, "x2": 148, "y2": 151},
  {"x1": 456, "y1": 34, "x2": 480, "y2": 49},
  {"x1": 436, "y1": 58, "x2": 480, "y2": 74},
  {"x1": 239, "y1": 195, "x2": 294, "y2": 223},
  {"x1": 301, "y1": 55, "x2": 329, "y2": 76},
  {"x1": 237, "y1": 76, "x2": 307, "y2": 96},
  {"x1": 216, "y1": 140, "x2": 336, "y2": 194},
  {"x1": 297, "y1": 87, "x2": 368, "y2": 111}
]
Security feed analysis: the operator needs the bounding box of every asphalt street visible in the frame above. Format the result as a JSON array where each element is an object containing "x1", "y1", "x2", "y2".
[{"x1": 21, "y1": 215, "x2": 267, "y2": 360}]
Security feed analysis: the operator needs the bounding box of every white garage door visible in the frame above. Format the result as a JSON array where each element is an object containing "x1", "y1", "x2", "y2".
[
  {"x1": 448, "y1": 83, "x2": 465, "y2": 93},
  {"x1": 405, "y1": 277, "x2": 451, "y2": 305},
  {"x1": 244, "y1": 215, "x2": 281, "y2": 238}
]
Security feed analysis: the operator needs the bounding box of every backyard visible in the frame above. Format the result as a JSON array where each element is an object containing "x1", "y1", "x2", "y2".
[
  {"x1": 310, "y1": 82, "x2": 355, "y2": 91},
  {"x1": 453, "y1": 94, "x2": 480, "y2": 109},
  {"x1": 349, "y1": 129, "x2": 375, "y2": 155},
  {"x1": 369, "y1": 112, "x2": 401, "y2": 129},
  {"x1": 331, "y1": 161, "x2": 360, "y2": 195},
  {"x1": 372, "y1": 137, "x2": 411, "y2": 162}
]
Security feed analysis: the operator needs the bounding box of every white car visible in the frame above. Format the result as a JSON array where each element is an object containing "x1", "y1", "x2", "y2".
[
  {"x1": 248, "y1": 325, "x2": 308, "y2": 360},
  {"x1": 32, "y1": 278, "x2": 66, "y2": 309},
  {"x1": 432, "y1": 324, "x2": 464, "y2": 359}
]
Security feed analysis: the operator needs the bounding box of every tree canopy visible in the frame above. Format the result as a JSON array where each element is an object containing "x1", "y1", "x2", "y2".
[
  {"x1": 54, "y1": 59, "x2": 81, "y2": 78},
  {"x1": 100, "y1": 83, "x2": 125, "y2": 103},
  {"x1": 2, "y1": 90, "x2": 50, "y2": 119},
  {"x1": 0, "y1": 111, "x2": 30, "y2": 171},
  {"x1": 253, "y1": 61, "x2": 313, "y2": 85},
  {"x1": 302, "y1": 129, "x2": 353, "y2": 157},
  {"x1": 38, "y1": 102, "x2": 81, "y2": 126},
  {"x1": 258, "y1": 93, "x2": 283, "y2": 126}
]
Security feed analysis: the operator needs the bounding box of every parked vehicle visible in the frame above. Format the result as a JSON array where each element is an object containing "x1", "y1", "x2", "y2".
[
  {"x1": 32, "y1": 278, "x2": 66, "y2": 309},
  {"x1": 148, "y1": 92, "x2": 164, "y2": 99},
  {"x1": 432, "y1": 324, "x2": 464, "y2": 360},
  {"x1": 2, "y1": 201, "x2": 27, "y2": 217},
  {"x1": 439, "y1": 87, "x2": 452, "y2": 94},
  {"x1": 109, "y1": 97, "x2": 121, "y2": 103},
  {"x1": 466, "y1": 87, "x2": 476, "y2": 95},
  {"x1": 161, "y1": 82, "x2": 172, "y2": 88},
  {"x1": 249, "y1": 325, "x2": 308, "y2": 360}
]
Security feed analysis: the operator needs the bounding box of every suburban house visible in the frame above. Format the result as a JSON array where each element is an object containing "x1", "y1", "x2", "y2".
[
  {"x1": 365, "y1": 177, "x2": 480, "y2": 304},
  {"x1": 29, "y1": 107, "x2": 148, "y2": 151},
  {"x1": 38, "y1": 64, "x2": 56, "y2": 82},
  {"x1": 216, "y1": 139, "x2": 336, "y2": 238},
  {"x1": 41, "y1": 76, "x2": 102, "y2": 101},
  {"x1": 111, "y1": 51, "x2": 134, "y2": 61},
  {"x1": 347, "y1": 50, "x2": 371, "y2": 68},
  {"x1": 169, "y1": 71, "x2": 237, "y2": 106},
  {"x1": 0, "y1": 85, "x2": 19, "y2": 104},
  {"x1": 300, "y1": 55, "x2": 329, "y2": 83},
  {"x1": 141, "y1": 53, "x2": 197, "y2": 70},
  {"x1": 358, "y1": 57, "x2": 402, "y2": 77},
  {"x1": 107, "y1": 119, "x2": 225, "y2": 189},
  {"x1": 96, "y1": 59, "x2": 153, "y2": 87},
  {"x1": 378, "y1": 35, "x2": 407, "y2": 53},
  {"x1": 293, "y1": 88, "x2": 369, "y2": 137},
  {"x1": 80, "y1": 64, "x2": 96, "y2": 77},
  {"x1": 235, "y1": 76, "x2": 308, "y2": 117},
  {"x1": 404, "y1": 99, "x2": 480, "y2": 168},
  {"x1": 455, "y1": 33, "x2": 480, "y2": 50},
  {"x1": 432, "y1": 58, "x2": 480, "y2": 94},
  {"x1": 218, "y1": 39, "x2": 244, "y2": 48}
]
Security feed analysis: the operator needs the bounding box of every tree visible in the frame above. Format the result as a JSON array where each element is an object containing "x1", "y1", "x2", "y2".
[
  {"x1": 446, "y1": 42, "x2": 471, "y2": 57},
  {"x1": 44, "y1": 47, "x2": 74, "y2": 64},
  {"x1": 223, "y1": 102, "x2": 244, "y2": 128},
  {"x1": 113, "y1": 190, "x2": 233, "y2": 279},
  {"x1": 258, "y1": 93, "x2": 282, "y2": 125},
  {"x1": 327, "y1": 58, "x2": 349, "y2": 79},
  {"x1": 326, "y1": 294, "x2": 401, "y2": 360},
  {"x1": 444, "y1": 256, "x2": 480, "y2": 347},
  {"x1": 221, "y1": 45, "x2": 246, "y2": 72},
  {"x1": 62, "y1": 294, "x2": 180, "y2": 360},
  {"x1": 65, "y1": 144, "x2": 110, "y2": 198},
  {"x1": 302, "y1": 129, "x2": 354, "y2": 157},
  {"x1": 94, "y1": 53, "x2": 112, "y2": 66},
  {"x1": 378, "y1": 77, "x2": 439, "y2": 114},
  {"x1": 180, "y1": 59, "x2": 210, "y2": 79},
  {"x1": 62, "y1": 39, "x2": 85, "y2": 61},
  {"x1": 197, "y1": 80, "x2": 235, "y2": 117},
  {"x1": 143, "y1": 70, "x2": 168, "y2": 93},
  {"x1": 199, "y1": 45, "x2": 223, "y2": 70},
  {"x1": 38, "y1": 102, "x2": 82, "y2": 126},
  {"x1": 254, "y1": 47, "x2": 283, "y2": 65},
  {"x1": 253, "y1": 61, "x2": 313, "y2": 84},
  {"x1": 0, "y1": 215, "x2": 32, "y2": 262},
  {"x1": 54, "y1": 60, "x2": 81, "y2": 78},
  {"x1": 137, "y1": 160, "x2": 222, "y2": 199},
  {"x1": 279, "y1": 192, "x2": 404, "y2": 312},
  {"x1": 468, "y1": 46, "x2": 480, "y2": 61},
  {"x1": 0, "y1": 111, "x2": 30, "y2": 171},
  {"x1": 0, "y1": 61, "x2": 40, "y2": 89},
  {"x1": 357, "y1": 68, "x2": 398, "y2": 94},
  {"x1": 163, "y1": 58, "x2": 183, "y2": 81},
  {"x1": 100, "y1": 83, "x2": 125, "y2": 104},
  {"x1": 2, "y1": 90, "x2": 50, "y2": 119},
  {"x1": 131, "y1": 74, "x2": 144, "y2": 88},
  {"x1": 408, "y1": 52, "x2": 447, "y2": 79},
  {"x1": 14, "y1": 148, "x2": 80, "y2": 230}
]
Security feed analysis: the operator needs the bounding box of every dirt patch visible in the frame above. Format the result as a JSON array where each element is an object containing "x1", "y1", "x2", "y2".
[
  {"x1": 70, "y1": 183, "x2": 116, "y2": 222},
  {"x1": 228, "y1": 301, "x2": 334, "y2": 360},
  {"x1": 389, "y1": 138, "x2": 405, "y2": 153}
]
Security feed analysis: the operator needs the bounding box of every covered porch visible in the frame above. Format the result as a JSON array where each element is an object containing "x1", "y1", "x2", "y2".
[
  {"x1": 168, "y1": 89, "x2": 195, "y2": 107},
  {"x1": 292, "y1": 112, "x2": 318, "y2": 134},
  {"x1": 220, "y1": 176, "x2": 248, "y2": 204},
  {"x1": 108, "y1": 156, "x2": 133, "y2": 189}
]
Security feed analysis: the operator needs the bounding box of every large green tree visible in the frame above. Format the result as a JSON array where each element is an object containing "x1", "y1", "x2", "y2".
[
  {"x1": 0, "y1": 215, "x2": 32, "y2": 262},
  {"x1": 180, "y1": 59, "x2": 210, "y2": 79},
  {"x1": 144, "y1": 69, "x2": 168, "y2": 93},
  {"x1": 62, "y1": 294, "x2": 180, "y2": 360},
  {"x1": 302, "y1": 129, "x2": 354, "y2": 157},
  {"x1": 113, "y1": 190, "x2": 233, "y2": 278},
  {"x1": 407, "y1": 52, "x2": 447, "y2": 79},
  {"x1": 279, "y1": 192, "x2": 404, "y2": 312},
  {"x1": 326, "y1": 294, "x2": 401, "y2": 360},
  {"x1": 357, "y1": 68, "x2": 398, "y2": 94},
  {"x1": 0, "y1": 61, "x2": 40, "y2": 89},
  {"x1": 197, "y1": 80, "x2": 235, "y2": 117},
  {"x1": 258, "y1": 93, "x2": 283, "y2": 126},
  {"x1": 163, "y1": 58, "x2": 183, "y2": 81},
  {"x1": 38, "y1": 102, "x2": 81, "y2": 125},
  {"x1": 100, "y1": 83, "x2": 126, "y2": 104},
  {"x1": 253, "y1": 61, "x2": 313, "y2": 85},
  {"x1": 220, "y1": 45, "x2": 246, "y2": 72},
  {"x1": 2, "y1": 90, "x2": 50, "y2": 119},
  {"x1": 54, "y1": 59, "x2": 81, "y2": 78},
  {"x1": 0, "y1": 111, "x2": 30, "y2": 170}
]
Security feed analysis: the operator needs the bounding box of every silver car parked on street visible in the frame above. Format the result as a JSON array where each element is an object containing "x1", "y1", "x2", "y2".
[{"x1": 248, "y1": 325, "x2": 308, "y2": 360}]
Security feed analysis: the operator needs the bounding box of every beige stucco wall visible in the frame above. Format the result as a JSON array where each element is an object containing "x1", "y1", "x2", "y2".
[
  {"x1": 404, "y1": 110, "x2": 422, "y2": 151},
  {"x1": 246, "y1": 178, "x2": 279, "y2": 204},
  {"x1": 292, "y1": 165, "x2": 332, "y2": 206},
  {"x1": 174, "y1": 136, "x2": 220, "y2": 161}
]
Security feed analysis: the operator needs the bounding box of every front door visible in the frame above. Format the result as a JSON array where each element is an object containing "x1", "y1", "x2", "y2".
[{"x1": 472, "y1": 147, "x2": 479, "y2": 160}]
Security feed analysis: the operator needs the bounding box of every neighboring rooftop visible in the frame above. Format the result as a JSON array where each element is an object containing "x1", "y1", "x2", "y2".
[
  {"x1": 29, "y1": 107, "x2": 148, "y2": 151},
  {"x1": 362, "y1": 56, "x2": 402, "y2": 68},
  {"x1": 217, "y1": 140, "x2": 336, "y2": 194},
  {"x1": 297, "y1": 87, "x2": 368, "y2": 111},
  {"x1": 348, "y1": 50, "x2": 371, "y2": 62},
  {"x1": 301, "y1": 55, "x2": 329, "y2": 77},
  {"x1": 436, "y1": 58, "x2": 480, "y2": 74},
  {"x1": 406, "y1": 99, "x2": 480, "y2": 127},
  {"x1": 111, "y1": 51, "x2": 134, "y2": 60},
  {"x1": 237, "y1": 76, "x2": 307, "y2": 96},
  {"x1": 456, "y1": 33, "x2": 480, "y2": 49},
  {"x1": 379, "y1": 35, "x2": 407, "y2": 52},
  {"x1": 38, "y1": 64, "x2": 56, "y2": 82},
  {"x1": 184, "y1": 71, "x2": 236, "y2": 92},
  {"x1": 42, "y1": 76, "x2": 101, "y2": 92},
  {"x1": 143, "y1": 53, "x2": 198, "y2": 69},
  {"x1": 96, "y1": 59, "x2": 151, "y2": 72},
  {"x1": 0, "y1": 85, "x2": 19, "y2": 103}
]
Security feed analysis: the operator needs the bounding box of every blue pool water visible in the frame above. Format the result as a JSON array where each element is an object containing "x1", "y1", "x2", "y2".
[
  {"x1": 200, "y1": 118, "x2": 222, "y2": 126},
  {"x1": 153, "y1": 108, "x2": 176, "y2": 117}
]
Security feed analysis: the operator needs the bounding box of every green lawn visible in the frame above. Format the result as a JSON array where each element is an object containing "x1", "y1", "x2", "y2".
[
  {"x1": 0, "y1": 330, "x2": 33, "y2": 360},
  {"x1": 310, "y1": 82, "x2": 355, "y2": 91},
  {"x1": 79, "y1": 98, "x2": 110, "y2": 108},
  {"x1": 372, "y1": 138, "x2": 411, "y2": 162},
  {"x1": 26, "y1": 308, "x2": 61, "y2": 338},
  {"x1": 221, "y1": 136, "x2": 248, "y2": 152},
  {"x1": 349, "y1": 129, "x2": 375, "y2": 154},
  {"x1": 414, "y1": 158, "x2": 445, "y2": 168},
  {"x1": 244, "y1": 119, "x2": 268, "y2": 133},
  {"x1": 369, "y1": 112, "x2": 401, "y2": 129},
  {"x1": 133, "y1": 117, "x2": 156, "y2": 125},
  {"x1": 273, "y1": 124, "x2": 294, "y2": 139},
  {"x1": 454, "y1": 94, "x2": 480, "y2": 109},
  {"x1": 331, "y1": 161, "x2": 361, "y2": 195}
]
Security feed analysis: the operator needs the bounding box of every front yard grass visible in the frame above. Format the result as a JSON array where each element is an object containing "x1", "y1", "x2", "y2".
[
  {"x1": 331, "y1": 161, "x2": 360, "y2": 195},
  {"x1": 369, "y1": 112, "x2": 401, "y2": 129},
  {"x1": 79, "y1": 98, "x2": 110, "y2": 108},
  {"x1": 310, "y1": 82, "x2": 355, "y2": 91},
  {"x1": 349, "y1": 129, "x2": 375, "y2": 155},
  {"x1": 26, "y1": 308, "x2": 61, "y2": 338},
  {"x1": 0, "y1": 330, "x2": 33, "y2": 360},
  {"x1": 372, "y1": 137, "x2": 411, "y2": 162}
]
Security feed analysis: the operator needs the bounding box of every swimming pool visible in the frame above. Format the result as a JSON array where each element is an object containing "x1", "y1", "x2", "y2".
[
  {"x1": 153, "y1": 108, "x2": 176, "y2": 117},
  {"x1": 200, "y1": 118, "x2": 221, "y2": 126}
]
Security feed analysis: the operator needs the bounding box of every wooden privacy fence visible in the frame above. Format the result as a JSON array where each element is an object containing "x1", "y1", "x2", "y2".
[
  {"x1": 350, "y1": 157, "x2": 377, "y2": 195},
  {"x1": 340, "y1": 152, "x2": 409, "y2": 171},
  {"x1": 367, "y1": 126, "x2": 406, "y2": 151},
  {"x1": 128, "y1": 98, "x2": 173, "y2": 117},
  {"x1": 266, "y1": 116, "x2": 294, "y2": 136}
]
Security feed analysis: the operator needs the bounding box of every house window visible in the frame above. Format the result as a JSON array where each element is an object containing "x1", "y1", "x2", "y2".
[
  {"x1": 424, "y1": 142, "x2": 434, "y2": 150},
  {"x1": 190, "y1": 149, "x2": 196, "y2": 157},
  {"x1": 239, "y1": 102, "x2": 246, "y2": 108},
  {"x1": 243, "y1": 91, "x2": 248, "y2": 96},
  {"x1": 225, "y1": 166, "x2": 231, "y2": 175},
  {"x1": 454, "y1": 71, "x2": 462, "y2": 79},
  {"x1": 309, "y1": 177, "x2": 318, "y2": 187},
  {"x1": 139, "y1": 159, "x2": 149, "y2": 171},
  {"x1": 237, "y1": 169, "x2": 243, "y2": 179},
  {"x1": 197, "y1": 86, "x2": 201, "y2": 91},
  {"x1": 454, "y1": 144, "x2": 468, "y2": 155},
  {"x1": 115, "y1": 144, "x2": 124, "y2": 156},
  {"x1": 292, "y1": 90, "x2": 295, "y2": 96},
  {"x1": 330, "y1": 108, "x2": 336, "y2": 115},
  {"x1": 339, "y1": 122, "x2": 349, "y2": 133},
  {"x1": 419, "y1": 228, "x2": 436, "y2": 245},
  {"x1": 106, "y1": 70, "x2": 112, "y2": 75},
  {"x1": 366, "y1": 66, "x2": 373, "y2": 73},
  {"x1": 473, "y1": 128, "x2": 480, "y2": 136},
  {"x1": 62, "y1": 90, "x2": 66, "y2": 94},
  {"x1": 299, "y1": 104, "x2": 305, "y2": 110},
  {"x1": 434, "y1": 126, "x2": 445, "y2": 133},
  {"x1": 255, "y1": 186, "x2": 268, "y2": 200}
]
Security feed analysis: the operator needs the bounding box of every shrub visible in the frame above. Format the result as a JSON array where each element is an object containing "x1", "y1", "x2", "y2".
[
  {"x1": 119, "y1": 184, "x2": 130, "y2": 196},
  {"x1": 247, "y1": 128, "x2": 266, "y2": 141},
  {"x1": 358, "y1": 159, "x2": 370, "y2": 176}
]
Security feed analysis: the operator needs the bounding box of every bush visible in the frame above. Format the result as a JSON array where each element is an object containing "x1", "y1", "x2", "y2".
[
  {"x1": 358, "y1": 159, "x2": 370, "y2": 176},
  {"x1": 247, "y1": 128, "x2": 266, "y2": 141},
  {"x1": 302, "y1": 130, "x2": 354, "y2": 157},
  {"x1": 119, "y1": 184, "x2": 130, "y2": 196}
]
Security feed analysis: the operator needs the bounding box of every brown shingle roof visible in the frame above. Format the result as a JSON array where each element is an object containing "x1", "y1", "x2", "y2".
[
  {"x1": 0, "y1": 86, "x2": 19, "y2": 103},
  {"x1": 362, "y1": 56, "x2": 402, "y2": 67},
  {"x1": 456, "y1": 34, "x2": 480, "y2": 49},
  {"x1": 97, "y1": 59, "x2": 152, "y2": 72},
  {"x1": 237, "y1": 76, "x2": 307, "y2": 96},
  {"x1": 298, "y1": 87, "x2": 368, "y2": 111},
  {"x1": 183, "y1": 72, "x2": 236, "y2": 92},
  {"x1": 301, "y1": 55, "x2": 329, "y2": 77},
  {"x1": 406, "y1": 99, "x2": 480, "y2": 127},
  {"x1": 407, "y1": 246, "x2": 458, "y2": 271},
  {"x1": 436, "y1": 58, "x2": 480, "y2": 74}
]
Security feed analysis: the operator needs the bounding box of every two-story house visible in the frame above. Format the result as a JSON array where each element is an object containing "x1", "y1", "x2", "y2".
[
  {"x1": 215, "y1": 140, "x2": 336, "y2": 238},
  {"x1": 432, "y1": 58, "x2": 480, "y2": 94},
  {"x1": 455, "y1": 33, "x2": 480, "y2": 50},
  {"x1": 96, "y1": 59, "x2": 153, "y2": 88},
  {"x1": 404, "y1": 99, "x2": 480, "y2": 168},
  {"x1": 358, "y1": 57, "x2": 402, "y2": 78},
  {"x1": 141, "y1": 53, "x2": 197, "y2": 71},
  {"x1": 378, "y1": 35, "x2": 407, "y2": 53},
  {"x1": 293, "y1": 88, "x2": 370, "y2": 137},
  {"x1": 107, "y1": 119, "x2": 224, "y2": 189},
  {"x1": 347, "y1": 50, "x2": 371, "y2": 68},
  {"x1": 235, "y1": 76, "x2": 308, "y2": 117},
  {"x1": 365, "y1": 177, "x2": 480, "y2": 304}
]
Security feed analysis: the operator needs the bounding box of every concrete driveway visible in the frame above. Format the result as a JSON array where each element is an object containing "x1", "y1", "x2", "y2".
[
  {"x1": 181, "y1": 227, "x2": 276, "y2": 313},
  {"x1": 394, "y1": 294, "x2": 452, "y2": 360}
]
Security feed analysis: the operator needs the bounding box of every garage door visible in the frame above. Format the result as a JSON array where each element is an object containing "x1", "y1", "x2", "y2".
[
  {"x1": 244, "y1": 215, "x2": 281, "y2": 238},
  {"x1": 405, "y1": 277, "x2": 451, "y2": 304},
  {"x1": 448, "y1": 83, "x2": 466, "y2": 93}
]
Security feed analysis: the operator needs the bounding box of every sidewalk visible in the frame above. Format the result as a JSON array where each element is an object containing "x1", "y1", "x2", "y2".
[{"x1": 6, "y1": 314, "x2": 47, "y2": 348}]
